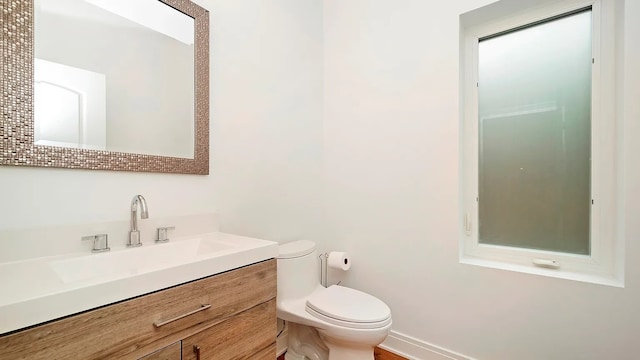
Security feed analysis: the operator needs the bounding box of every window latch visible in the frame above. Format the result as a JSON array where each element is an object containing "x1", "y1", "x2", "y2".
[
  {"x1": 533, "y1": 258, "x2": 560, "y2": 269},
  {"x1": 464, "y1": 213, "x2": 472, "y2": 236}
]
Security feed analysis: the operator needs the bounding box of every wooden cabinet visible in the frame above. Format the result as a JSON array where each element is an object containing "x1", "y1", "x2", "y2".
[
  {"x1": 0, "y1": 259, "x2": 276, "y2": 360},
  {"x1": 138, "y1": 342, "x2": 181, "y2": 360},
  {"x1": 182, "y1": 300, "x2": 275, "y2": 360}
]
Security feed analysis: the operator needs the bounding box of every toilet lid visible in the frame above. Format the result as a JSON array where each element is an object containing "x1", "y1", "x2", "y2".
[
  {"x1": 278, "y1": 240, "x2": 316, "y2": 259},
  {"x1": 305, "y1": 285, "x2": 391, "y2": 328}
]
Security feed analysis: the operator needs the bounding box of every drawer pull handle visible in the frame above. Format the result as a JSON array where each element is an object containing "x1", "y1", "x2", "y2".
[
  {"x1": 153, "y1": 304, "x2": 212, "y2": 327},
  {"x1": 194, "y1": 345, "x2": 201, "y2": 360}
]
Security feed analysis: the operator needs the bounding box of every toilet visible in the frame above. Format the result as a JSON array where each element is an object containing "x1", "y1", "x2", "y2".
[{"x1": 277, "y1": 240, "x2": 392, "y2": 360}]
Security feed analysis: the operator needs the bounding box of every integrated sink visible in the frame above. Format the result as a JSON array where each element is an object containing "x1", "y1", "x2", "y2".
[
  {"x1": 50, "y1": 236, "x2": 236, "y2": 283},
  {"x1": 0, "y1": 232, "x2": 277, "y2": 334}
]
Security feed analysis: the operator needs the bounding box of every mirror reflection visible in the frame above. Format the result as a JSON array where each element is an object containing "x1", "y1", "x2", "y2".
[{"x1": 34, "y1": 0, "x2": 195, "y2": 158}]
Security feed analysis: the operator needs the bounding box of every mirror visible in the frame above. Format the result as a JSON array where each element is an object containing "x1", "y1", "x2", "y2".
[
  {"x1": 34, "y1": 0, "x2": 196, "y2": 158},
  {"x1": 0, "y1": 0, "x2": 209, "y2": 174}
]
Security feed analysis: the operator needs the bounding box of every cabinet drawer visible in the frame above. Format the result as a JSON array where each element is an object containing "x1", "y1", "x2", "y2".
[
  {"x1": 0, "y1": 259, "x2": 276, "y2": 360},
  {"x1": 138, "y1": 341, "x2": 181, "y2": 360},
  {"x1": 182, "y1": 299, "x2": 276, "y2": 360}
]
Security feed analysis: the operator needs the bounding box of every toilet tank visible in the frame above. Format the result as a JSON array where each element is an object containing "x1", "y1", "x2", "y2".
[{"x1": 277, "y1": 240, "x2": 320, "y2": 302}]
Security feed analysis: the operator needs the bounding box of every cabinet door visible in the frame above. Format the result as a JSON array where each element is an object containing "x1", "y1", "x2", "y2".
[
  {"x1": 139, "y1": 341, "x2": 181, "y2": 360},
  {"x1": 182, "y1": 299, "x2": 275, "y2": 360}
]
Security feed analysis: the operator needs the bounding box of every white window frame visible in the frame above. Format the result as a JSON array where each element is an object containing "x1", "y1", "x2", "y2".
[{"x1": 460, "y1": 0, "x2": 623, "y2": 286}]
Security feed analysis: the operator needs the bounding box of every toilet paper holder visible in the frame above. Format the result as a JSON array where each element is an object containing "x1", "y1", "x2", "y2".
[
  {"x1": 319, "y1": 252, "x2": 350, "y2": 287},
  {"x1": 319, "y1": 253, "x2": 330, "y2": 287}
]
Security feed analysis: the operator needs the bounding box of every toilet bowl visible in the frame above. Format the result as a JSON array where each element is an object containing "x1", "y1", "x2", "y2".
[{"x1": 277, "y1": 240, "x2": 392, "y2": 360}]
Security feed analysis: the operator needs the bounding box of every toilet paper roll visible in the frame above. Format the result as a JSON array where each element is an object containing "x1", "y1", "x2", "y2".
[{"x1": 327, "y1": 251, "x2": 351, "y2": 271}]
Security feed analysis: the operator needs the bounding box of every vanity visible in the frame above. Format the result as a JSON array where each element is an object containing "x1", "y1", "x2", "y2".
[{"x1": 0, "y1": 233, "x2": 279, "y2": 360}]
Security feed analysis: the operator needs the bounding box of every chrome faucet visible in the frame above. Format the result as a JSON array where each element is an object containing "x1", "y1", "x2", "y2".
[{"x1": 128, "y1": 195, "x2": 149, "y2": 247}]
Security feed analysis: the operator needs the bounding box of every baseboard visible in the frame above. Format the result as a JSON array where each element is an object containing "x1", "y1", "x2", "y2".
[
  {"x1": 276, "y1": 326, "x2": 473, "y2": 360},
  {"x1": 380, "y1": 331, "x2": 475, "y2": 360}
]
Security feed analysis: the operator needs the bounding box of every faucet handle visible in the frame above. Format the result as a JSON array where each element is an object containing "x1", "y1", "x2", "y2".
[
  {"x1": 156, "y1": 226, "x2": 175, "y2": 243},
  {"x1": 82, "y1": 234, "x2": 110, "y2": 253}
]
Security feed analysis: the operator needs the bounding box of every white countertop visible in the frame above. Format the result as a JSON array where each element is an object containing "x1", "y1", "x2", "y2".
[{"x1": 0, "y1": 232, "x2": 278, "y2": 334}]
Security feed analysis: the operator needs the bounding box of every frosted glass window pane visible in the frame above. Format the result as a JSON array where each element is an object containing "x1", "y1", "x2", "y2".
[{"x1": 477, "y1": 10, "x2": 592, "y2": 255}]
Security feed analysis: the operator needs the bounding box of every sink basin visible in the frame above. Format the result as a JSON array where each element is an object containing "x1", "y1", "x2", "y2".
[
  {"x1": 0, "y1": 232, "x2": 277, "y2": 334},
  {"x1": 50, "y1": 236, "x2": 236, "y2": 283}
]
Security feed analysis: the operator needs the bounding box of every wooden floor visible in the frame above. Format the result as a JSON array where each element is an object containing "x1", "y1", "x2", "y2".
[
  {"x1": 375, "y1": 346, "x2": 409, "y2": 360},
  {"x1": 278, "y1": 346, "x2": 408, "y2": 360}
]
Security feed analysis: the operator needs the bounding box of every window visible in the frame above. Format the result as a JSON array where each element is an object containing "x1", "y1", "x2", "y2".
[{"x1": 460, "y1": 0, "x2": 623, "y2": 286}]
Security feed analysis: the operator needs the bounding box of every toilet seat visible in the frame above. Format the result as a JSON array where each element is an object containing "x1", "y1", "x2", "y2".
[{"x1": 305, "y1": 285, "x2": 392, "y2": 329}]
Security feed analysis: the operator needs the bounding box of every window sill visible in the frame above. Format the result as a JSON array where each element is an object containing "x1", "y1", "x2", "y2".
[{"x1": 459, "y1": 255, "x2": 624, "y2": 287}]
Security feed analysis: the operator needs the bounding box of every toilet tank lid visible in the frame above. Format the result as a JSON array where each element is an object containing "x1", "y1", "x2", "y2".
[{"x1": 278, "y1": 240, "x2": 316, "y2": 259}]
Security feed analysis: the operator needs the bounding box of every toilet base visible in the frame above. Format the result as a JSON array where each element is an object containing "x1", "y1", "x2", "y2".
[
  {"x1": 321, "y1": 335, "x2": 375, "y2": 360},
  {"x1": 285, "y1": 323, "x2": 329, "y2": 360},
  {"x1": 284, "y1": 323, "x2": 377, "y2": 360}
]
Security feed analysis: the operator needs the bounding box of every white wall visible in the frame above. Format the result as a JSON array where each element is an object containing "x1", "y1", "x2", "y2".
[
  {"x1": 323, "y1": 0, "x2": 640, "y2": 359},
  {"x1": 204, "y1": 0, "x2": 324, "y2": 242},
  {"x1": 0, "y1": 0, "x2": 324, "y2": 251}
]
